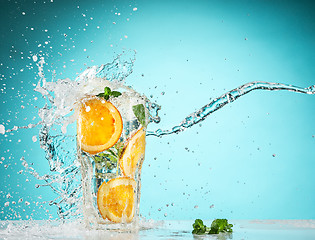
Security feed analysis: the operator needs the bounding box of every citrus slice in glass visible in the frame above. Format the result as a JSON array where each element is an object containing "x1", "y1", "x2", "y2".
[
  {"x1": 97, "y1": 177, "x2": 136, "y2": 223},
  {"x1": 77, "y1": 97, "x2": 123, "y2": 155},
  {"x1": 119, "y1": 127, "x2": 146, "y2": 178}
]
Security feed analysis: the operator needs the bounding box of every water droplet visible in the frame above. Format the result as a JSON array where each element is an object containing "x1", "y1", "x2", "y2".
[
  {"x1": 0, "y1": 124, "x2": 5, "y2": 134},
  {"x1": 32, "y1": 55, "x2": 38, "y2": 62},
  {"x1": 32, "y1": 136, "x2": 37, "y2": 142}
]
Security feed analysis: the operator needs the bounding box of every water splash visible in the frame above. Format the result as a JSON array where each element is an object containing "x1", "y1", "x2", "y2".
[
  {"x1": 12, "y1": 51, "x2": 315, "y2": 221},
  {"x1": 146, "y1": 81, "x2": 315, "y2": 137},
  {"x1": 18, "y1": 51, "x2": 140, "y2": 220}
]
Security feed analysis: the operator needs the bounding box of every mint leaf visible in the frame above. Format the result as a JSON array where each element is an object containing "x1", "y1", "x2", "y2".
[
  {"x1": 209, "y1": 219, "x2": 233, "y2": 234},
  {"x1": 192, "y1": 219, "x2": 207, "y2": 235},
  {"x1": 132, "y1": 104, "x2": 146, "y2": 127},
  {"x1": 97, "y1": 87, "x2": 122, "y2": 100},
  {"x1": 96, "y1": 93, "x2": 104, "y2": 98},
  {"x1": 104, "y1": 87, "x2": 111, "y2": 95},
  {"x1": 114, "y1": 141, "x2": 124, "y2": 158},
  {"x1": 192, "y1": 219, "x2": 233, "y2": 235},
  {"x1": 111, "y1": 91, "x2": 122, "y2": 97}
]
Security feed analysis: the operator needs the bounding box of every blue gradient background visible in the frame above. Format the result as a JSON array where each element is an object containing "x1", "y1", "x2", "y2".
[{"x1": 0, "y1": 0, "x2": 314, "y2": 220}]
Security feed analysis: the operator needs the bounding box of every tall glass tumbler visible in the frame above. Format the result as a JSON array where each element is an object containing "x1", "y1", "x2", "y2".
[{"x1": 76, "y1": 88, "x2": 148, "y2": 230}]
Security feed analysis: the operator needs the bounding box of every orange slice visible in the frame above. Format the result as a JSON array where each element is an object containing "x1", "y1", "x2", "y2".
[
  {"x1": 119, "y1": 127, "x2": 146, "y2": 178},
  {"x1": 77, "y1": 97, "x2": 123, "y2": 155},
  {"x1": 97, "y1": 177, "x2": 136, "y2": 223}
]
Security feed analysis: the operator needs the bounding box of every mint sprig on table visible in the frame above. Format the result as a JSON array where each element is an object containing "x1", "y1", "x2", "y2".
[
  {"x1": 97, "y1": 86, "x2": 122, "y2": 100},
  {"x1": 192, "y1": 219, "x2": 233, "y2": 235}
]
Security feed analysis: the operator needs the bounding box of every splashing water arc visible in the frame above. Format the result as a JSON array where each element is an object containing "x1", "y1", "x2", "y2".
[
  {"x1": 16, "y1": 52, "x2": 314, "y2": 220},
  {"x1": 147, "y1": 82, "x2": 315, "y2": 137}
]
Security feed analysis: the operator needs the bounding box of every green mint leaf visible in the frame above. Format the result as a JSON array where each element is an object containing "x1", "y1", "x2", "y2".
[
  {"x1": 111, "y1": 91, "x2": 122, "y2": 97},
  {"x1": 97, "y1": 87, "x2": 122, "y2": 100},
  {"x1": 193, "y1": 219, "x2": 204, "y2": 228},
  {"x1": 209, "y1": 227, "x2": 219, "y2": 234},
  {"x1": 192, "y1": 219, "x2": 207, "y2": 235},
  {"x1": 96, "y1": 93, "x2": 102, "y2": 97},
  {"x1": 209, "y1": 219, "x2": 233, "y2": 234},
  {"x1": 106, "y1": 154, "x2": 117, "y2": 163},
  {"x1": 94, "y1": 156, "x2": 103, "y2": 163},
  {"x1": 104, "y1": 87, "x2": 111, "y2": 95},
  {"x1": 107, "y1": 148, "x2": 118, "y2": 158},
  {"x1": 114, "y1": 141, "x2": 124, "y2": 158},
  {"x1": 132, "y1": 104, "x2": 146, "y2": 127}
]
